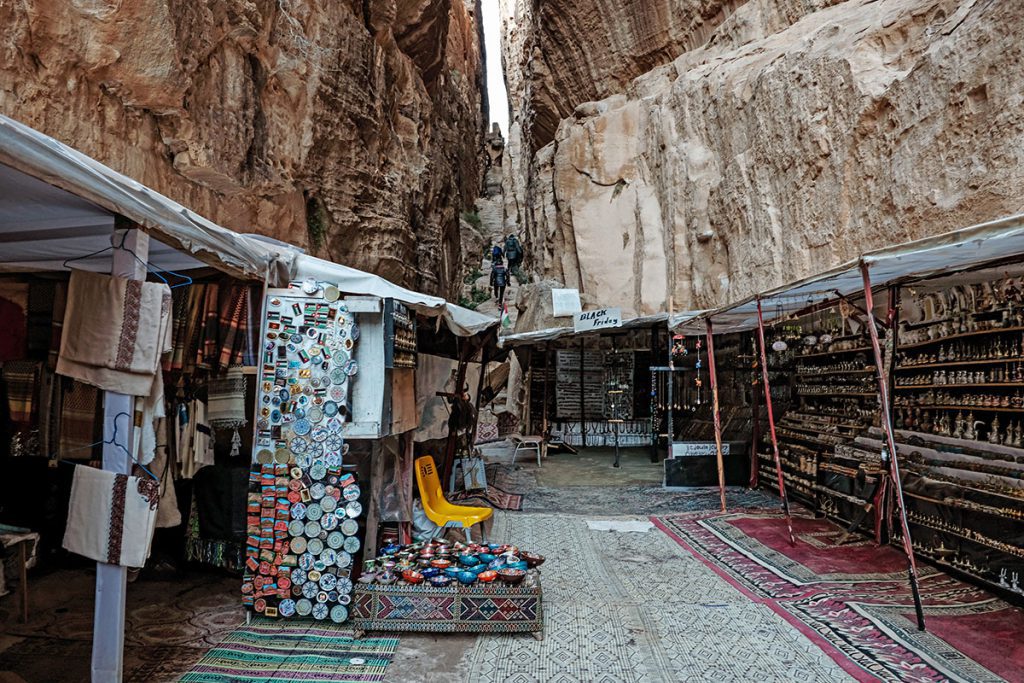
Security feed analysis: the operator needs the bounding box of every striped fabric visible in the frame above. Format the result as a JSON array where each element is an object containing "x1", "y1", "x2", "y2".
[{"x1": 179, "y1": 619, "x2": 398, "y2": 682}]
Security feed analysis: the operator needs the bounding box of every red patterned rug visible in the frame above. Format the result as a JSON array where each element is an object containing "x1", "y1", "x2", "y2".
[{"x1": 654, "y1": 508, "x2": 1024, "y2": 683}]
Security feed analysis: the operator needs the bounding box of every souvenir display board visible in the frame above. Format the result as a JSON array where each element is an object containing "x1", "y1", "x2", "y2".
[
  {"x1": 555, "y1": 348, "x2": 604, "y2": 419},
  {"x1": 384, "y1": 299, "x2": 416, "y2": 369},
  {"x1": 241, "y1": 284, "x2": 366, "y2": 622}
]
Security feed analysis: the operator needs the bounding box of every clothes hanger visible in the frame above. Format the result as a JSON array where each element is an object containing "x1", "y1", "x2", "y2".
[
  {"x1": 62, "y1": 231, "x2": 194, "y2": 289},
  {"x1": 51, "y1": 410, "x2": 159, "y2": 481}
]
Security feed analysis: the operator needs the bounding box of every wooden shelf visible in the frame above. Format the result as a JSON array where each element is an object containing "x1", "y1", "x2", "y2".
[
  {"x1": 797, "y1": 390, "x2": 877, "y2": 397},
  {"x1": 898, "y1": 325, "x2": 1024, "y2": 351},
  {"x1": 798, "y1": 346, "x2": 872, "y2": 358},
  {"x1": 896, "y1": 358, "x2": 1021, "y2": 371},
  {"x1": 795, "y1": 368, "x2": 875, "y2": 377},
  {"x1": 894, "y1": 383, "x2": 1024, "y2": 390},
  {"x1": 899, "y1": 404, "x2": 1024, "y2": 413}
]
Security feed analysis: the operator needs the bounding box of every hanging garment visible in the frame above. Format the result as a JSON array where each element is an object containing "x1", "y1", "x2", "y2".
[
  {"x1": 132, "y1": 368, "x2": 167, "y2": 467},
  {"x1": 57, "y1": 270, "x2": 172, "y2": 397},
  {"x1": 0, "y1": 296, "x2": 27, "y2": 362},
  {"x1": 63, "y1": 464, "x2": 159, "y2": 568},
  {"x1": 195, "y1": 283, "x2": 220, "y2": 370},
  {"x1": 177, "y1": 399, "x2": 214, "y2": 478},
  {"x1": 48, "y1": 282, "x2": 67, "y2": 371},
  {"x1": 170, "y1": 284, "x2": 205, "y2": 373},
  {"x1": 217, "y1": 286, "x2": 249, "y2": 370},
  {"x1": 207, "y1": 366, "x2": 247, "y2": 456},
  {"x1": 3, "y1": 360, "x2": 39, "y2": 428},
  {"x1": 152, "y1": 418, "x2": 181, "y2": 528},
  {"x1": 60, "y1": 380, "x2": 101, "y2": 458}
]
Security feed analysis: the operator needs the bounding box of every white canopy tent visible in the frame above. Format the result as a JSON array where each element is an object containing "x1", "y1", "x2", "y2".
[
  {"x1": 0, "y1": 114, "x2": 496, "y2": 339},
  {"x1": 498, "y1": 311, "x2": 708, "y2": 348},
  {"x1": 670, "y1": 212, "x2": 1024, "y2": 335}
]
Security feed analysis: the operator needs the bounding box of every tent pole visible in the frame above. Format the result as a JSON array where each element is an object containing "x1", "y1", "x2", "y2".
[
  {"x1": 542, "y1": 343, "x2": 550, "y2": 440},
  {"x1": 92, "y1": 224, "x2": 148, "y2": 683},
  {"x1": 579, "y1": 338, "x2": 586, "y2": 448},
  {"x1": 755, "y1": 298, "x2": 796, "y2": 545},
  {"x1": 667, "y1": 333, "x2": 674, "y2": 454},
  {"x1": 705, "y1": 320, "x2": 727, "y2": 512},
  {"x1": 860, "y1": 262, "x2": 926, "y2": 631}
]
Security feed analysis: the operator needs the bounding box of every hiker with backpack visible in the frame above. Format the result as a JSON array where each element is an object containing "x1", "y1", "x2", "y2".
[
  {"x1": 504, "y1": 233, "x2": 523, "y2": 271},
  {"x1": 490, "y1": 256, "x2": 509, "y2": 306}
]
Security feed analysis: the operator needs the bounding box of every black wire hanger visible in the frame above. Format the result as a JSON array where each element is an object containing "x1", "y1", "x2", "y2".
[{"x1": 62, "y1": 230, "x2": 193, "y2": 289}]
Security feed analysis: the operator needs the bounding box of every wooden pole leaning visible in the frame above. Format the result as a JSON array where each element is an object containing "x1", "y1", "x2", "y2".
[
  {"x1": 859, "y1": 262, "x2": 927, "y2": 631},
  {"x1": 755, "y1": 297, "x2": 796, "y2": 545},
  {"x1": 705, "y1": 319, "x2": 728, "y2": 512}
]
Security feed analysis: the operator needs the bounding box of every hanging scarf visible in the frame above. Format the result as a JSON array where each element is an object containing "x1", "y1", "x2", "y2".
[{"x1": 207, "y1": 366, "x2": 247, "y2": 456}]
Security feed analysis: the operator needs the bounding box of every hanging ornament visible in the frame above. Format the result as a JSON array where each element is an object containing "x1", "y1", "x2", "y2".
[{"x1": 772, "y1": 340, "x2": 788, "y2": 352}]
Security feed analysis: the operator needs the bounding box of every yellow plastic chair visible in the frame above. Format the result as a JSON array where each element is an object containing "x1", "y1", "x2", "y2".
[{"x1": 415, "y1": 456, "x2": 493, "y2": 543}]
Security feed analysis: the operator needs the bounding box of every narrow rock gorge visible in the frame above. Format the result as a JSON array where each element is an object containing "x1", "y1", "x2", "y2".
[
  {"x1": 0, "y1": 0, "x2": 487, "y2": 298},
  {"x1": 501, "y1": 0, "x2": 1024, "y2": 325}
]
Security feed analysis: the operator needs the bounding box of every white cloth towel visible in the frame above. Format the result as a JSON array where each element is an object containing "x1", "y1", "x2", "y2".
[{"x1": 63, "y1": 465, "x2": 159, "y2": 568}]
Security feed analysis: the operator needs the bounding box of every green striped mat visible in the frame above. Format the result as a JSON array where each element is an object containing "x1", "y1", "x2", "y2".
[{"x1": 178, "y1": 618, "x2": 399, "y2": 682}]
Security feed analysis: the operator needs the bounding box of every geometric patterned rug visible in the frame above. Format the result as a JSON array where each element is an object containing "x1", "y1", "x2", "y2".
[
  {"x1": 462, "y1": 511, "x2": 856, "y2": 682},
  {"x1": 655, "y1": 508, "x2": 1024, "y2": 683},
  {"x1": 178, "y1": 618, "x2": 399, "y2": 682}
]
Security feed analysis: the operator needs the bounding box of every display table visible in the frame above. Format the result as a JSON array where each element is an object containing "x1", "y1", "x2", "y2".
[{"x1": 349, "y1": 579, "x2": 544, "y2": 639}]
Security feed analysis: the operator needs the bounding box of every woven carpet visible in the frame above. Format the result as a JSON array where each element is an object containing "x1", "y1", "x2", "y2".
[
  {"x1": 178, "y1": 618, "x2": 399, "y2": 682},
  {"x1": 655, "y1": 508, "x2": 1024, "y2": 683},
  {"x1": 449, "y1": 484, "x2": 523, "y2": 511},
  {"x1": 462, "y1": 511, "x2": 853, "y2": 682}
]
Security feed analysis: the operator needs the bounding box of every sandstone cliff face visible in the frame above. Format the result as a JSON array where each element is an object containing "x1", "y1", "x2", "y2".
[
  {"x1": 0, "y1": 0, "x2": 486, "y2": 298},
  {"x1": 503, "y1": 0, "x2": 1024, "y2": 325}
]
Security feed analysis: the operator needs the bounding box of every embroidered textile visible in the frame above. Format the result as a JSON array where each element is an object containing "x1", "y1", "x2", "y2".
[
  {"x1": 59, "y1": 381, "x2": 101, "y2": 458},
  {"x1": 3, "y1": 360, "x2": 39, "y2": 427},
  {"x1": 177, "y1": 399, "x2": 214, "y2": 479},
  {"x1": 63, "y1": 464, "x2": 159, "y2": 568},
  {"x1": 57, "y1": 271, "x2": 172, "y2": 397}
]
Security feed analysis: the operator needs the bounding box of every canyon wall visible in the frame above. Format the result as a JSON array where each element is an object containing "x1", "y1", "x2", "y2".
[
  {"x1": 0, "y1": 0, "x2": 486, "y2": 298},
  {"x1": 502, "y1": 0, "x2": 1024, "y2": 325}
]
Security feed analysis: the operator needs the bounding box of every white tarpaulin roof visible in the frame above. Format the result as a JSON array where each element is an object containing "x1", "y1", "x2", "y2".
[
  {"x1": 293, "y1": 254, "x2": 497, "y2": 338},
  {"x1": 672, "y1": 212, "x2": 1024, "y2": 335},
  {"x1": 499, "y1": 312, "x2": 695, "y2": 347},
  {"x1": 0, "y1": 114, "x2": 496, "y2": 339},
  {"x1": 0, "y1": 114, "x2": 293, "y2": 282}
]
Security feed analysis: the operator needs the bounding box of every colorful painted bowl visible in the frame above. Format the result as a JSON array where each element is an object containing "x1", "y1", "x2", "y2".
[
  {"x1": 381, "y1": 543, "x2": 402, "y2": 555},
  {"x1": 477, "y1": 553, "x2": 496, "y2": 563},
  {"x1": 458, "y1": 554, "x2": 480, "y2": 567},
  {"x1": 497, "y1": 568, "x2": 526, "y2": 585},
  {"x1": 469, "y1": 564, "x2": 488, "y2": 575},
  {"x1": 521, "y1": 551, "x2": 545, "y2": 568},
  {"x1": 402, "y1": 569, "x2": 424, "y2": 585},
  {"x1": 376, "y1": 570, "x2": 397, "y2": 585},
  {"x1": 507, "y1": 561, "x2": 529, "y2": 571},
  {"x1": 416, "y1": 558, "x2": 433, "y2": 568},
  {"x1": 456, "y1": 570, "x2": 477, "y2": 585},
  {"x1": 430, "y1": 558, "x2": 452, "y2": 569},
  {"x1": 487, "y1": 559, "x2": 506, "y2": 571},
  {"x1": 421, "y1": 567, "x2": 441, "y2": 579},
  {"x1": 444, "y1": 567, "x2": 462, "y2": 578},
  {"x1": 429, "y1": 575, "x2": 453, "y2": 587},
  {"x1": 477, "y1": 570, "x2": 498, "y2": 583},
  {"x1": 487, "y1": 543, "x2": 503, "y2": 552}
]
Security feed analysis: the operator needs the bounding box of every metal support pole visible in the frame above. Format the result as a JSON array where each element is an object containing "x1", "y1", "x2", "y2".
[
  {"x1": 755, "y1": 298, "x2": 796, "y2": 545},
  {"x1": 860, "y1": 262, "x2": 926, "y2": 631},
  {"x1": 579, "y1": 338, "x2": 586, "y2": 448},
  {"x1": 542, "y1": 343, "x2": 550, "y2": 438},
  {"x1": 92, "y1": 226, "x2": 148, "y2": 682},
  {"x1": 705, "y1": 320, "x2": 728, "y2": 512},
  {"x1": 667, "y1": 335, "x2": 674, "y2": 455}
]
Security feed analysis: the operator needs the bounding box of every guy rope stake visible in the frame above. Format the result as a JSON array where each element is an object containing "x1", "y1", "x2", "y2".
[
  {"x1": 860, "y1": 261, "x2": 927, "y2": 632},
  {"x1": 705, "y1": 319, "x2": 728, "y2": 512},
  {"x1": 755, "y1": 297, "x2": 796, "y2": 545}
]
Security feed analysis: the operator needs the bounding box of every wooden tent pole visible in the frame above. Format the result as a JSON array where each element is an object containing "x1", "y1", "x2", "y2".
[
  {"x1": 755, "y1": 298, "x2": 796, "y2": 545},
  {"x1": 860, "y1": 262, "x2": 926, "y2": 631},
  {"x1": 705, "y1": 319, "x2": 728, "y2": 512}
]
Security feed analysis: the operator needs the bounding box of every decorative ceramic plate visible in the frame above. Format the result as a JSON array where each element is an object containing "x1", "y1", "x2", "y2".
[
  {"x1": 310, "y1": 462, "x2": 328, "y2": 480},
  {"x1": 343, "y1": 484, "x2": 360, "y2": 502},
  {"x1": 341, "y1": 519, "x2": 358, "y2": 536},
  {"x1": 343, "y1": 359, "x2": 359, "y2": 377},
  {"x1": 292, "y1": 418, "x2": 312, "y2": 436},
  {"x1": 288, "y1": 520, "x2": 305, "y2": 537},
  {"x1": 319, "y1": 573, "x2": 337, "y2": 591},
  {"x1": 290, "y1": 503, "x2": 307, "y2": 520},
  {"x1": 325, "y1": 433, "x2": 344, "y2": 451},
  {"x1": 295, "y1": 598, "x2": 312, "y2": 616},
  {"x1": 320, "y1": 514, "x2": 338, "y2": 531},
  {"x1": 345, "y1": 501, "x2": 362, "y2": 518},
  {"x1": 342, "y1": 535, "x2": 360, "y2": 554},
  {"x1": 336, "y1": 552, "x2": 352, "y2": 569},
  {"x1": 327, "y1": 531, "x2": 344, "y2": 549},
  {"x1": 290, "y1": 537, "x2": 307, "y2": 554},
  {"x1": 320, "y1": 496, "x2": 337, "y2": 513},
  {"x1": 303, "y1": 520, "x2": 322, "y2": 538},
  {"x1": 298, "y1": 554, "x2": 315, "y2": 572},
  {"x1": 306, "y1": 503, "x2": 323, "y2": 522},
  {"x1": 325, "y1": 452, "x2": 342, "y2": 468},
  {"x1": 308, "y1": 406, "x2": 324, "y2": 423},
  {"x1": 289, "y1": 436, "x2": 308, "y2": 455},
  {"x1": 278, "y1": 599, "x2": 296, "y2": 617},
  {"x1": 320, "y1": 548, "x2": 338, "y2": 567},
  {"x1": 336, "y1": 577, "x2": 353, "y2": 594},
  {"x1": 307, "y1": 538, "x2": 324, "y2": 555},
  {"x1": 312, "y1": 603, "x2": 328, "y2": 620},
  {"x1": 309, "y1": 482, "x2": 326, "y2": 500},
  {"x1": 330, "y1": 605, "x2": 348, "y2": 623}
]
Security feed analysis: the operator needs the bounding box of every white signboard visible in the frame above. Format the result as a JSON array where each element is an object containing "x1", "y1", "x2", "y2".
[
  {"x1": 551, "y1": 288, "x2": 582, "y2": 317},
  {"x1": 573, "y1": 307, "x2": 622, "y2": 333},
  {"x1": 671, "y1": 442, "x2": 730, "y2": 458}
]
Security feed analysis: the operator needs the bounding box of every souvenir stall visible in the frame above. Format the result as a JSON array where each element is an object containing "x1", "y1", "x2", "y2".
[
  {"x1": 500, "y1": 314, "x2": 667, "y2": 463},
  {"x1": 672, "y1": 212, "x2": 1024, "y2": 619}
]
